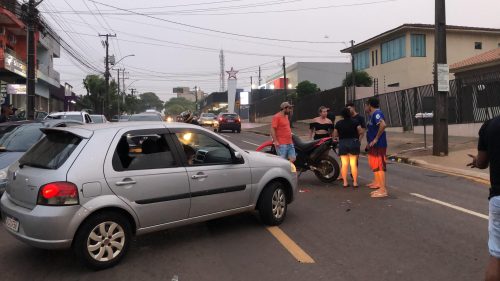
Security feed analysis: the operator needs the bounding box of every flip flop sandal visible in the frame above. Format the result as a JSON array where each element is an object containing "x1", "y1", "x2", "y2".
[
  {"x1": 371, "y1": 191, "x2": 388, "y2": 198},
  {"x1": 369, "y1": 186, "x2": 381, "y2": 189}
]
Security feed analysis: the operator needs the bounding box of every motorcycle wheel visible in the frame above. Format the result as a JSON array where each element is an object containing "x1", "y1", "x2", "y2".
[{"x1": 313, "y1": 155, "x2": 340, "y2": 183}]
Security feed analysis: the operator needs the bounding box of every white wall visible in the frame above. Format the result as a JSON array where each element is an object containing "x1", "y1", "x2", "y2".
[{"x1": 297, "y1": 62, "x2": 351, "y2": 90}]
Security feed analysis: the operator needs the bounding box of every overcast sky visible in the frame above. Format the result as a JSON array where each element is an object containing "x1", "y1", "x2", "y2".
[{"x1": 41, "y1": 0, "x2": 500, "y2": 101}]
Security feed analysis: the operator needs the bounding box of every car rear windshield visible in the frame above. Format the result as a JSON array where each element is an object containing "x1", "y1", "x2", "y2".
[
  {"x1": 201, "y1": 113, "x2": 215, "y2": 118},
  {"x1": 19, "y1": 131, "x2": 82, "y2": 170},
  {"x1": 0, "y1": 123, "x2": 43, "y2": 152},
  {"x1": 222, "y1": 114, "x2": 238, "y2": 118}
]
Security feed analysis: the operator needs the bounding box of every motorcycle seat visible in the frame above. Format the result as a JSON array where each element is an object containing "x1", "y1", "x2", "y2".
[{"x1": 292, "y1": 135, "x2": 320, "y2": 151}]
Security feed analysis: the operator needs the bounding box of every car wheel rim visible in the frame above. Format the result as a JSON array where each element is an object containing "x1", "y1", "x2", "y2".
[
  {"x1": 318, "y1": 160, "x2": 334, "y2": 179},
  {"x1": 87, "y1": 221, "x2": 125, "y2": 262},
  {"x1": 272, "y1": 188, "x2": 286, "y2": 219}
]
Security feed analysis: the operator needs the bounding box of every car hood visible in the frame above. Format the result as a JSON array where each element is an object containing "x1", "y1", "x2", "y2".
[
  {"x1": 245, "y1": 150, "x2": 288, "y2": 168},
  {"x1": 0, "y1": 151, "x2": 25, "y2": 170}
]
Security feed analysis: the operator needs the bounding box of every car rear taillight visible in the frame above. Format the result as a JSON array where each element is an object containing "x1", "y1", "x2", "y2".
[
  {"x1": 219, "y1": 117, "x2": 224, "y2": 122},
  {"x1": 37, "y1": 182, "x2": 79, "y2": 206},
  {"x1": 236, "y1": 118, "x2": 241, "y2": 123}
]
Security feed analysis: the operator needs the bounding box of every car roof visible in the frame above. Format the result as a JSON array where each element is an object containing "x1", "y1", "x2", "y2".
[
  {"x1": 42, "y1": 122, "x2": 202, "y2": 138},
  {"x1": 48, "y1": 111, "x2": 86, "y2": 116}
]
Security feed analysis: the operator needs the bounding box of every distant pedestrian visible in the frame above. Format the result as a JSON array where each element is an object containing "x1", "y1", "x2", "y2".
[
  {"x1": 0, "y1": 105, "x2": 12, "y2": 123},
  {"x1": 271, "y1": 102, "x2": 296, "y2": 162},
  {"x1": 365, "y1": 97, "x2": 388, "y2": 198},
  {"x1": 334, "y1": 107, "x2": 363, "y2": 188},
  {"x1": 467, "y1": 115, "x2": 500, "y2": 281},
  {"x1": 309, "y1": 106, "x2": 334, "y2": 140}
]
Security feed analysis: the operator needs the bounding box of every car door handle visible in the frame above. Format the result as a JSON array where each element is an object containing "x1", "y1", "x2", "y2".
[
  {"x1": 115, "y1": 179, "x2": 137, "y2": 186},
  {"x1": 191, "y1": 174, "x2": 208, "y2": 179}
]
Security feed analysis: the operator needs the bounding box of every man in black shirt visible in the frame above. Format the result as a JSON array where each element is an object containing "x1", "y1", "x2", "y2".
[{"x1": 468, "y1": 116, "x2": 500, "y2": 281}]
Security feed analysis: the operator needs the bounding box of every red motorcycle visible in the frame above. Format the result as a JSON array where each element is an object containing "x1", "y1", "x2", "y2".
[{"x1": 256, "y1": 135, "x2": 340, "y2": 183}]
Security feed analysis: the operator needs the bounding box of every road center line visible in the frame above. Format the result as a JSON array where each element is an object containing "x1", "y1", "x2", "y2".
[
  {"x1": 266, "y1": 226, "x2": 315, "y2": 264},
  {"x1": 410, "y1": 193, "x2": 488, "y2": 220},
  {"x1": 242, "y1": 140, "x2": 260, "y2": 147}
]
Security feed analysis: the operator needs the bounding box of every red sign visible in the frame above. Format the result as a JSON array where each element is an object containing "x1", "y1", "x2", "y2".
[{"x1": 273, "y1": 78, "x2": 289, "y2": 90}]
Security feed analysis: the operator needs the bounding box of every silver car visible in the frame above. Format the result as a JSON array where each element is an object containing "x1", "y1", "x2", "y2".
[{"x1": 1, "y1": 122, "x2": 297, "y2": 269}]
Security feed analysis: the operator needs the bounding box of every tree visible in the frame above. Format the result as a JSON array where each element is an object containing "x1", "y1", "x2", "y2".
[
  {"x1": 296, "y1": 80, "x2": 320, "y2": 98},
  {"x1": 80, "y1": 75, "x2": 119, "y2": 115},
  {"x1": 138, "y1": 92, "x2": 164, "y2": 112},
  {"x1": 342, "y1": 71, "x2": 373, "y2": 87},
  {"x1": 164, "y1": 97, "x2": 196, "y2": 115}
]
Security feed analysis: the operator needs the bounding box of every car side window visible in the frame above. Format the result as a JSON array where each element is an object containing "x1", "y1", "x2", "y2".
[
  {"x1": 85, "y1": 114, "x2": 92, "y2": 123},
  {"x1": 113, "y1": 131, "x2": 177, "y2": 171},
  {"x1": 176, "y1": 131, "x2": 233, "y2": 166}
]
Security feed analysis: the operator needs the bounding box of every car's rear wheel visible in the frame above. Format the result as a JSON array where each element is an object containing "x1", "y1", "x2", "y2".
[
  {"x1": 74, "y1": 212, "x2": 132, "y2": 270},
  {"x1": 258, "y1": 181, "x2": 288, "y2": 226}
]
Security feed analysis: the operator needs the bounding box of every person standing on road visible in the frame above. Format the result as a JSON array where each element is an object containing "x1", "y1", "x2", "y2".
[
  {"x1": 327, "y1": 107, "x2": 336, "y2": 124},
  {"x1": 333, "y1": 107, "x2": 363, "y2": 188},
  {"x1": 467, "y1": 115, "x2": 500, "y2": 281},
  {"x1": 271, "y1": 102, "x2": 296, "y2": 162},
  {"x1": 365, "y1": 97, "x2": 388, "y2": 198},
  {"x1": 346, "y1": 102, "x2": 366, "y2": 139},
  {"x1": 309, "y1": 106, "x2": 334, "y2": 140}
]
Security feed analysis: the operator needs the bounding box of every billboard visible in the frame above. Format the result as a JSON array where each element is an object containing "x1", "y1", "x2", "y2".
[{"x1": 240, "y1": 91, "x2": 249, "y2": 105}]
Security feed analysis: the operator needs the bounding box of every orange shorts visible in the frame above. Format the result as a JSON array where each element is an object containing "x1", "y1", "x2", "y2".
[{"x1": 368, "y1": 147, "x2": 387, "y2": 172}]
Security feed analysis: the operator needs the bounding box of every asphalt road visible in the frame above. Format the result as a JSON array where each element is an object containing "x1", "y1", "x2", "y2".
[{"x1": 0, "y1": 130, "x2": 490, "y2": 281}]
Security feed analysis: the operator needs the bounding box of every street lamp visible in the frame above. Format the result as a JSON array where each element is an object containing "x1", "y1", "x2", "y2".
[
  {"x1": 111, "y1": 54, "x2": 135, "y2": 66},
  {"x1": 111, "y1": 54, "x2": 134, "y2": 115}
]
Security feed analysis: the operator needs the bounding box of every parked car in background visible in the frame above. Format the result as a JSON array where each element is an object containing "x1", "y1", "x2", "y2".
[
  {"x1": 0, "y1": 122, "x2": 297, "y2": 269},
  {"x1": 128, "y1": 112, "x2": 163, "y2": 122},
  {"x1": 13, "y1": 111, "x2": 48, "y2": 121},
  {"x1": 46, "y1": 111, "x2": 93, "y2": 124},
  {"x1": 214, "y1": 113, "x2": 241, "y2": 133},
  {"x1": 0, "y1": 119, "x2": 83, "y2": 195},
  {"x1": 199, "y1": 113, "x2": 217, "y2": 127},
  {"x1": 90, "y1": 115, "x2": 108, "y2": 124},
  {"x1": 111, "y1": 115, "x2": 130, "y2": 122}
]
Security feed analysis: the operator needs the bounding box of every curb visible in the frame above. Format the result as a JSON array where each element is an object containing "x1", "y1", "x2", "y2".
[{"x1": 387, "y1": 155, "x2": 490, "y2": 184}]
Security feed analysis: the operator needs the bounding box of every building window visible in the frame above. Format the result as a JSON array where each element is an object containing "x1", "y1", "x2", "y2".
[
  {"x1": 381, "y1": 35, "x2": 406, "y2": 63},
  {"x1": 475, "y1": 42, "x2": 483, "y2": 50},
  {"x1": 411, "y1": 34, "x2": 426, "y2": 57},
  {"x1": 353, "y1": 49, "x2": 370, "y2": 70},
  {"x1": 371, "y1": 51, "x2": 375, "y2": 67},
  {"x1": 375, "y1": 50, "x2": 378, "y2": 65}
]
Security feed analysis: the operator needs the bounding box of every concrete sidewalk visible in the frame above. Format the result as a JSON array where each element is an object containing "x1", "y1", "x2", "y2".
[{"x1": 243, "y1": 121, "x2": 490, "y2": 183}]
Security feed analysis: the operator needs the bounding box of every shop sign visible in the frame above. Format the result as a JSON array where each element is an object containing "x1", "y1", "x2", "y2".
[{"x1": 4, "y1": 53, "x2": 27, "y2": 78}]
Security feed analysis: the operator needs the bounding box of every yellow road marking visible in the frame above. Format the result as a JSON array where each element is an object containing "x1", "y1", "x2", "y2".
[
  {"x1": 266, "y1": 226, "x2": 315, "y2": 264},
  {"x1": 410, "y1": 193, "x2": 488, "y2": 220}
]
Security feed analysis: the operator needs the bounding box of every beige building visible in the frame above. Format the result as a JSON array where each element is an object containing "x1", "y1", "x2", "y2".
[{"x1": 341, "y1": 24, "x2": 500, "y2": 94}]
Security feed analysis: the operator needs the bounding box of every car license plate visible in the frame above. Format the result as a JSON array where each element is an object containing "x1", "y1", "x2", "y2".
[
  {"x1": 5, "y1": 216, "x2": 19, "y2": 232},
  {"x1": 227, "y1": 120, "x2": 234, "y2": 123}
]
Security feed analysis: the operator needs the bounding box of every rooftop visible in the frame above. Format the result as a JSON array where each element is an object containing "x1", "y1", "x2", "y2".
[
  {"x1": 450, "y1": 48, "x2": 500, "y2": 72},
  {"x1": 341, "y1": 24, "x2": 500, "y2": 53}
]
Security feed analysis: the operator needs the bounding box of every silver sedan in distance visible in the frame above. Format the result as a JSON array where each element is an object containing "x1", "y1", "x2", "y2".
[{"x1": 0, "y1": 122, "x2": 298, "y2": 270}]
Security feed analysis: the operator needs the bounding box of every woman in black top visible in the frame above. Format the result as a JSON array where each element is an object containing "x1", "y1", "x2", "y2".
[
  {"x1": 309, "y1": 106, "x2": 334, "y2": 140},
  {"x1": 334, "y1": 107, "x2": 363, "y2": 188}
]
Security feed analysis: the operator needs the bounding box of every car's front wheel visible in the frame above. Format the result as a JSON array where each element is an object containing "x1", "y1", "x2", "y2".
[
  {"x1": 258, "y1": 181, "x2": 288, "y2": 226},
  {"x1": 74, "y1": 212, "x2": 132, "y2": 270}
]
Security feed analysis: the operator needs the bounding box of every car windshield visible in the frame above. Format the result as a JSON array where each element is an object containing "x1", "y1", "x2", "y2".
[
  {"x1": 128, "y1": 115, "x2": 162, "y2": 122},
  {"x1": 90, "y1": 115, "x2": 104, "y2": 123},
  {"x1": 201, "y1": 113, "x2": 215, "y2": 118},
  {"x1": 0, "y1": 123, "x2": 44, "y2": 152},
  {"x1": 120, "y1": 116, "x2": 130, "y2": 120}
]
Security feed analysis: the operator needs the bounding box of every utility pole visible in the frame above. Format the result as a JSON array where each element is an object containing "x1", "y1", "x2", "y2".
[
  {"x1": 99, "y1": 33, "x2": 116, "y2": 115},
  {"x1": 26, "y1": 0, "x2": 43, "y2": 120},
  {"x1": 350, "y1": 40, "x2": 356, "y2": 102},
  {"x1": 194, "y1": 86, "x2": 199, "y2": 112},
  {"x1": 282, "y1": 56, "x2": 287, "y2": 101},
  {"x1": 433, "y1": 0, "x2": 448, "y2": 156},
  {"x1": 258, "y1": 66, "x2": 262, "y2": 86},
  {"x1": 116, "y1": 69, "x2": 120, "y2": 116}
]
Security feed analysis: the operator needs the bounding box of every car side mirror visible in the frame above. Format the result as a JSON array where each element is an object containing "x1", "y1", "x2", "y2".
[{"x1": 233, "y1": 151, "x2": 244, "y2": 164}]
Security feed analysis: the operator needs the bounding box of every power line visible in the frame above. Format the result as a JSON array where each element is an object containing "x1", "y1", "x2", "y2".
[{"x1": 89, "y1": 0, "x2": 346, "y2": 44}]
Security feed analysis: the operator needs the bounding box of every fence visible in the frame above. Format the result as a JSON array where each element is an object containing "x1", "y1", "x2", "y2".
[
  {"x1": 352, "y1": 71, "x2": 500, "y2": 130},
  {"x1": 249, "y1": 87, "x2": 345, "y2": 122}
]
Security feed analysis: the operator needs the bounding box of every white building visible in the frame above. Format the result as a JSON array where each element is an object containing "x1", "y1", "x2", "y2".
[{"x1": 265, "y1": 62, "x2": 351, "y2": 91}]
